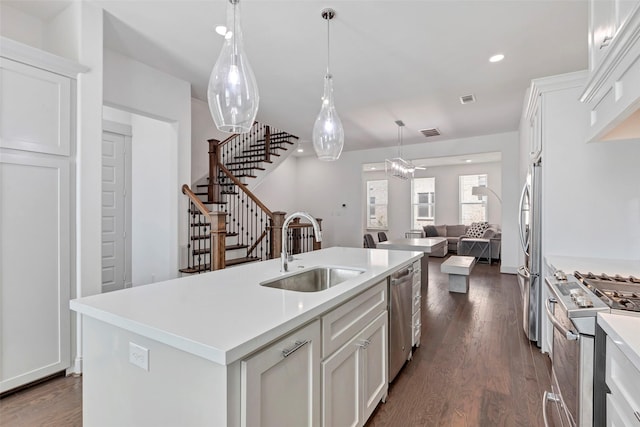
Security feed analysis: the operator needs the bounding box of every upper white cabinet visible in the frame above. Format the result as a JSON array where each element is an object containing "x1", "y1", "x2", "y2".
[
  {"x1": 581, "y1": 0, "x2": 640, "y2": 142},
  {"x1": 0, "y1": 58, "x2": 71, "y2": 156}
]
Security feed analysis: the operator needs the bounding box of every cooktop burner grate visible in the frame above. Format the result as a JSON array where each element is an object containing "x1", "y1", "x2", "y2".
[{"x1": 574, "y1": 271, "x2": 640, "y2": 312}]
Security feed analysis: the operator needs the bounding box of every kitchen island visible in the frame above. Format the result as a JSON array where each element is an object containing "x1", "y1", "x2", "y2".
[{"x1": 71, "y1": 246, "x2": 421, "y2": 426}]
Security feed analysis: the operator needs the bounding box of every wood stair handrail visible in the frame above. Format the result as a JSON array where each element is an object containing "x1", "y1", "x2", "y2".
[
  {"x1": 218, "y1": 163, "x2": 273, "y2": 218},
  {"x1": 182, "y1": 184, "x2": 212, "y2": 220}
]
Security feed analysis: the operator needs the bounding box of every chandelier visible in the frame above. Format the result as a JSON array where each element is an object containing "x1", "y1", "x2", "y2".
[{"x1": 385, "y1": 120, "x2": 422, "y2": 180}]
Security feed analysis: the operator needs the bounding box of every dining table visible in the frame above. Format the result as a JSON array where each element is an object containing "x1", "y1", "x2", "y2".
[{"x1": 376, "y1": 237, "x2": 447, "y2": 287}]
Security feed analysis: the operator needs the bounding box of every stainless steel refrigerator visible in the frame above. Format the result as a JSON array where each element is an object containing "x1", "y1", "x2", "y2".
[{"x1": 517, "y1": 151, "x2": 542, "y2": 347}]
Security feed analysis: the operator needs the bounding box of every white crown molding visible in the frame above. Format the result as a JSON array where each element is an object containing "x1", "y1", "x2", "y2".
[{"x1": 0, "y1": 36, "x2": 89, "y2": 78}]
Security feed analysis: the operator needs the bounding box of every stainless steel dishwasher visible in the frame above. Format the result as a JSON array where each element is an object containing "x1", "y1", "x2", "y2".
[{"x1": 388, "y1": 264, "x2": 414, "y2": 382}]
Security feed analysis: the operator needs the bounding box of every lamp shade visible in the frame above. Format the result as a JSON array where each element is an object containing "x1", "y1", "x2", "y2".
[{"x1": 207, "y1": 0, "x2": 259, "y2": 134}]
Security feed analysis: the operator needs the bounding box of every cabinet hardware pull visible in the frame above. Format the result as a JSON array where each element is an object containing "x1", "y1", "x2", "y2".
[
  {"x1": 634, "y1": 410, "x2": 640, "y2": 422},
  {"x1": 358, "y1": 339, "x2": 371, "y2": 349},
  {"x1": 600, "y1": 36, "x2": 612, "y2": 49},
  {"x1": 282, "y1": 340, "x2": 310, "y2": 358}
]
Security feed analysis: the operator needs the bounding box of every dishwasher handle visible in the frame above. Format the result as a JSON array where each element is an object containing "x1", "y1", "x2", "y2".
[{"x1": 390, "y1": 266, "x2": 413, "y2": 284}]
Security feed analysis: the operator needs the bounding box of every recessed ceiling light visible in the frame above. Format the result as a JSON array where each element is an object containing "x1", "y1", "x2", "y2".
[
  {"x1": 489, "y1": 54, "x2": 505, "y2": 63},
  {"x1": 215, "y1": 25, "x2": 227, "y2": 36},
  {"x1": 464, "y1": 159, "x2": 472, "y2": 163},
  {"x1": 297, "y1": 148, "x2": 304, "y2": 153}
]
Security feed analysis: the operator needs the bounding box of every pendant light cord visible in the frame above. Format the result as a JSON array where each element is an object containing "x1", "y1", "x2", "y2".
[{"x1": 326, "y1": 15, "x2": 331, "y2": 76}]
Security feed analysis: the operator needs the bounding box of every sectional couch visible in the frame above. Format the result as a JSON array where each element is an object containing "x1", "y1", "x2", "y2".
[{"x1": 423, "y1": 223, "x2": 501, "y2": 261}]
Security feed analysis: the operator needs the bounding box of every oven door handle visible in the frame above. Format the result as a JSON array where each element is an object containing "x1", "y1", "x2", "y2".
[{"x1": 545, "y1": 297, "x2": 580, "y2": 341}]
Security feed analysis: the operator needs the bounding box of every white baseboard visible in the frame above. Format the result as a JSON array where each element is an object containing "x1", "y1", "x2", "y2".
[
  {"x1": 69, "y1": 356, "x2": 83, "y2": 375},
  {"x1": 500, "y1": 265, "x2": 517, "y2": 274}
]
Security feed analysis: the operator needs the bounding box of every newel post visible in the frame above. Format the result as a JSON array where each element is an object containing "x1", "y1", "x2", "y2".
[
  {"x1": 207, "y1": 139, "x2": 221, "y2": 203},
  {"x1": 270, "y1": 211, "x2": 286, "y2": 259},
  {"x1": 209, "y1": 211, "x2": 227, "y2": 270},
  {"x1": 291, "y1": 218, "x2": 302, "y2": 255},
  {"x1": 314, "y1": 218, "x2": 323, "y2": 251}
]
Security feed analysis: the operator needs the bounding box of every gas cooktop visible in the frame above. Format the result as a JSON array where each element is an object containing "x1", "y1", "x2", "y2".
[{"x1": 574, "y1": 272, "x2": 640, "y2": 312}]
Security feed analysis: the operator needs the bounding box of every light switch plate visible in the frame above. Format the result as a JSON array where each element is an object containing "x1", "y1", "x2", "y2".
[{"x1": 129, "y1": 342, "x2": 149, "y2": 371}]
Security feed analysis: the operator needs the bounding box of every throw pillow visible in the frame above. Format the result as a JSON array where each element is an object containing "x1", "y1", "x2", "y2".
[
  {"x1": 466, "y1": 221, "x2": 489, "y2": 238},
  {"x1": 424, "y1": 225, "x2": 438, "y2": 237}
]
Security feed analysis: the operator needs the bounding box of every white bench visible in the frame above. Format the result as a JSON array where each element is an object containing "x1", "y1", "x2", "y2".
[{"x1": 440, "y1": 256, "x2": 476, "y2": 293}]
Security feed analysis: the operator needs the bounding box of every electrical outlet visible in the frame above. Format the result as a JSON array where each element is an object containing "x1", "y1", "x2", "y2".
[{"x1": 129, "y1": 342, "x2": 149, "y2": 371}]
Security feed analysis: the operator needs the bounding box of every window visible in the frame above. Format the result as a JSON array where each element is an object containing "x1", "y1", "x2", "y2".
[
  {"x1": 459, "y1": 174, "x2": 487, "y2": 224},
  {"x1": 411, "y1": 177, "x2": 435, "y2": 229},
  {"x1": 366, "y1": 180, "x2": 388, "y2": 229}
]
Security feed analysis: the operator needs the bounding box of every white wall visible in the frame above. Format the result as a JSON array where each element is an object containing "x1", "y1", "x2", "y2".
[
  {"x1": 542, "y1": 84, "x2": 640, "y2": 260},
  {"x1": 103, "y1": 48, "x2": 191, "y2": 276},
  {"x1": 290, "y1": 132, "x2": 520, "y2": 273},
  {"x1": 191, "y1": 98, "x2": 229, "y2": 183},
  {"x1": 252, "y1": 156, "x2": 299, "y2": 215},
  {"x1": 130, "y1": 115, "x2": 177, "y2": 285},
  {"x1": 0, "y1": 4, "x2": 45, "y2": 49},
  {"x1": 362, "y1": 161, "x2": 502, "y2": 235}
]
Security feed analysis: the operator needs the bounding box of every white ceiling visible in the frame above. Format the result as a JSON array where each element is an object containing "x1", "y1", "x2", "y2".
[{"x1": 6, "y1": 0, "x2": 588, "y2": 153}]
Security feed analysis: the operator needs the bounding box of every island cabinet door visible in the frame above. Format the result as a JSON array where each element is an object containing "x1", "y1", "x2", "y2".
[
  {"x1": 361, "y1": 312, "x2": 388, "y2": 423},
  {"x1": 241, "y1": 319, "x2": 321, "y2": 427},
  {"x1": 322, "y1": 311, "x2": 389, "y2": 427}
]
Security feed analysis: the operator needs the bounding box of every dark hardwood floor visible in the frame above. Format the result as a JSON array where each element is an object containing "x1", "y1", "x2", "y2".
[
  {"x1": 0, "y1": 256, "x2": 550, "y2": 427},
  {"x1": 366, "y1": 256, "x2": 551, "y2": 427}
]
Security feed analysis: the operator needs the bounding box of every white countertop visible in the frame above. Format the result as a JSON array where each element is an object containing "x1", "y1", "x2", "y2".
[
  {"x1": 377, "y1": 237, "x2": 447, "y2": 253},
  {"x1": 70, "y1": 247, "x2": 421, "y2": 366},
  {"x1": 598, "y1": 312, "x2": 640, "y2": 371},
  {"x1": 545, "y1": 255, "x2": 640, "y2": 277}
]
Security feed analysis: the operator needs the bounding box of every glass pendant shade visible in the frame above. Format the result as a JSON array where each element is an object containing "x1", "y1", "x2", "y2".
[
  {"x1": 207, "y1": 0, "x2": 259, "y2": 134},
  {"x1": 312, "y1": 74, "x2": 344, "y2": 161}
]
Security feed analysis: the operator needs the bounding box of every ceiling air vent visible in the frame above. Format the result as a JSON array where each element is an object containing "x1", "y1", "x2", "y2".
[
  {"x1": 420, "y1": 128, "x2": 441, "y2": 138},
  {"x1": 460, "y1": 94, "x2": 476, "y2": 104}
]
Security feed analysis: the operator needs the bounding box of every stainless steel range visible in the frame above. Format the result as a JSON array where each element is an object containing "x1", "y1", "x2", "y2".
[{"x1": 543, "y1": 270, "x2": 640, "y2": 427}]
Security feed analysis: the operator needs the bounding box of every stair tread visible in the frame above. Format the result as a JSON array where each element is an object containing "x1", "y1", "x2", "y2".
[
  {"x1": 179, "y1": 264, "x2": 210, "y2": 274},
  {"x1": 226, "y1": 160, "x2": 273, "y2": 165},
  {"x1": 226, "y1": 244, "x2": 248, "y2": 250},
  {"x1": 242, "y1": 147, "x2": 286, "y2": 154},
  {"x1": 226, "y1": 256, "x2": 260, "y2": 266},
  {"x1": 235, "y1": 153, "x2": 280, "y2": 159}
]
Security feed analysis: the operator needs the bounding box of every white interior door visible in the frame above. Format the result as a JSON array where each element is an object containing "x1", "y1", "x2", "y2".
[{"x1": 102, "y1": 130, "x2": 130, "y2": 292}]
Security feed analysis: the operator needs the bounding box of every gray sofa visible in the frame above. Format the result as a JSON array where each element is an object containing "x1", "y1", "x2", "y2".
[{"x1": 423, "y1": 223, "x2": 501, "y2": 261}]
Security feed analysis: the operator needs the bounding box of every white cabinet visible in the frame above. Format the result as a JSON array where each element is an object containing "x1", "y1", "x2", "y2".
[
  {"x1": 241, "y1": 320, "x2": 321, "y2": 427},
  {"x1": 411, "y1": 260, "x2": 421, "y2": 347},
  {"x1": 582, "y1": 1, "x2": 640, "y2": 142},
  {"x1": 322, "y1": 312, "x2": 387, "y2": 427},
  {"x1": 321, "y1": 279, "x2": 388, "y2": 427},
  {"x1": 0, "y1": 39, "x2": 85, "y2": 393},
  {"x1": 605, "y1": 335, "x2": 640, "y2": 426}
]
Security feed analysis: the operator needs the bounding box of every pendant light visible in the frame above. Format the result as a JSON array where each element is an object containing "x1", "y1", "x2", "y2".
[
  {"x1": 207, "y1": 0, "x2": 259, "y2": 134},
  {"x1": 312, "y1": 8, "x2": 344, "y2": 161},
  {"x1": 385, "y1": 120, "x2": 424, "y2": 180}
]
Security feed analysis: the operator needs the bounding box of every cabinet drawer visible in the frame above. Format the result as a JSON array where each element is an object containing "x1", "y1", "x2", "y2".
[
  {"x1": 322, "y1": 280, "x2": 387, "y2": 358},
  {"x1": 412, "y1": 261, "x2": 421, "y2": 286},
  {"x1": 412, "y1": 310, "x2": 421, "y2": 347},
  {"x1": 606, "y1": 336, "x2": 640, "y2": 422},
  {"x1": 412, "y1": 282, "x2": 421, "y2": 315}
]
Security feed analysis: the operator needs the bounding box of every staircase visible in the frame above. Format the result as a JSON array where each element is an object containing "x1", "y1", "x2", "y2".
[{"x1": 180, "y1": 122, "x2": 321, "y2": 274}]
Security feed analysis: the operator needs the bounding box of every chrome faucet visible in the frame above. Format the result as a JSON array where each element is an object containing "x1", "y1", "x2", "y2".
[{"x1": 281, "y1": 212, "x2": 323, "y2": 272}]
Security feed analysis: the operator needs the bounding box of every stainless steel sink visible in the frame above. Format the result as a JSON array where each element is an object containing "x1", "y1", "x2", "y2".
[{"x1": 260, "y1": 266, "x2": 364, "y2": 292}]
